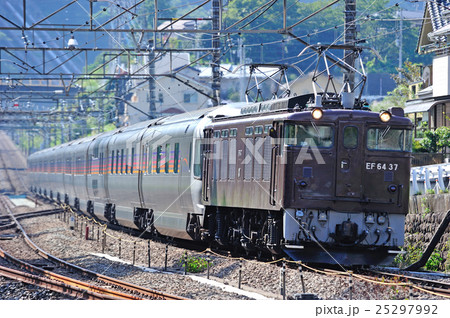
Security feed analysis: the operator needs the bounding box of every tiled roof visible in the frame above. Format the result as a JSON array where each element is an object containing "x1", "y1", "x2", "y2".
[{"x1": 427, "y1": 0, "x2": 450, "y2": 32}]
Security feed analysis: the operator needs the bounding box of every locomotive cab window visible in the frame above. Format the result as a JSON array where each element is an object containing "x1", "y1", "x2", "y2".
[
  {"x1": 367, "y1": 128, "x2": 412, "y2": 152},
  {"x1": 221, "y1": 129, "x2": 229, "y2": 138},
  {"x1": 285, "y1": 123, "x2": 333, "y2": 148},
  {"x1": 343, "y1": 126, "x2": 358, "y2": 149}
]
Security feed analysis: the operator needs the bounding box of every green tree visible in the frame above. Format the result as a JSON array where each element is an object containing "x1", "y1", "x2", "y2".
[
  {"x1": 420, "y1": 126, "x2": 450, "y2": 153},
  {"x1": 373, "y1": 61, "x2": 423, "y2": 110}
]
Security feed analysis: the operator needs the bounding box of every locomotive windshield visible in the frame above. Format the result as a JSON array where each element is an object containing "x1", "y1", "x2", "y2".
[
  {"x1": 367, "y1": 127, "x2": 412, "y2": 152},
  {"x1": 285, "y1": 123, "x2": 333, "y2": 148}
]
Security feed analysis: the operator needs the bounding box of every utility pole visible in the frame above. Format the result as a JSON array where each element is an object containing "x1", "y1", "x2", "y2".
[
  {"x1": 343, "y1": 0, "x2": 356, "y2": 91},
  {"x1": 398, "y1": 7, "x2": 403, "y2": 79},
  {"x1": 148, "y1": 39, "x2": 156, "y2": 118},
  {"x1": 238, "y1": 37, "x2": 246, "y2": 102},
  {"x1": 211, "y1": 0, "x2": 221, "y2": 106}
]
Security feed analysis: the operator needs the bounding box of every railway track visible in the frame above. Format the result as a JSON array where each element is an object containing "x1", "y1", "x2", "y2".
[
  {"x1": 364, "y1": 269, "x2": 450, "y2": 297},
  {"x1": 321, "y1": 266, "x2": 450, "y2": 299},
  {"x1": 0, "y1": 195, "x2": 186, "y2": 300}
]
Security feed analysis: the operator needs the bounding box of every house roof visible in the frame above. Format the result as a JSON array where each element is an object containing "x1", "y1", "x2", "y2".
[
  {"x1": 418, "y1": 1, "x2": 450, "y2": 53},
  {"x1": 404, "y1": 100, "x2": 439, "y2": 113}
]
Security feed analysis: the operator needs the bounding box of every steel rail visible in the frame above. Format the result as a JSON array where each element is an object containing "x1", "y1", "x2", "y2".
[
  {"x1": 0, "y1": 196, "x2": 186, "y2": 300},
  {"x1": 0, "y1": 201, "x2": 143, "y2": 299},
  {"x1": 368, "y1": 269, "x2": 450, "y2": 296},
  {"x1": 0, "y1": 264, "x2": 120, "y2": 300}
]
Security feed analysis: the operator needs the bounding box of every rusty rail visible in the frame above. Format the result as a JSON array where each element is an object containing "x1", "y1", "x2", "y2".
[{"x1": 0, "y1": 196, "x2": 186, "y2": 300}]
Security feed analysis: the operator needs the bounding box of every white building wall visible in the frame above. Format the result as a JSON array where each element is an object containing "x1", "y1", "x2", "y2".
[{"x1": 433, "y1": 55, "x2": 450, "y2": 97}]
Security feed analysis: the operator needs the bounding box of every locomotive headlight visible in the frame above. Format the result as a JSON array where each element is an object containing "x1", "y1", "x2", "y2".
[
  {"x1": 311, "y1": 108, "x2": 323, "y2": 120},
  {"x1": 379, "y1": 111, "x2": 391, "y2": 122}
]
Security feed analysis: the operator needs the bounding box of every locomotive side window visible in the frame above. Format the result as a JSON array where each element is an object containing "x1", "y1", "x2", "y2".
[
  {"x1": 230, "y1": 128, "x2": 237, "y2": 137},
  {"x1": 367, "y1": 128, "x2": 412, "y2": 152},
  {"x1": 343, "y1": 126, "x2": 358, "y2": 149},
  {"x1": 221, "y1": 129, "x2": 229, "y2": 138},
  {"x1": 214, "y1": 131, "x2": 221, "y2": 138},
  {"x1": 255, "y1": 126, "x2": 263, "y2": 135},
  {"x1": 264, "y1": 125, "x2": 272, "y2": 134},
  {"x1": 245, "y1": 127, "x2": 253, "y2": 136},
  {"x1": 285, "y1": 123, "x2": 333, "y2": 148}
]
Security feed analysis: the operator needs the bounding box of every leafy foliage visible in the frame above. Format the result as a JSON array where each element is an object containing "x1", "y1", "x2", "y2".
[
  {"x1": 420, "y1": 126, "x2": 450, "y2": 153},
  {"x1": 179, "y1": 255, "x2": 211, "y2": 273}
]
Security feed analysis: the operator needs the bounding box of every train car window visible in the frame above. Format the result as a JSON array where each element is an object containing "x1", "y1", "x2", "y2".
[
  {"x1": 121, "y1": 149, "x2": 124, "y2": 174},
  {"x1": 111, "y1": 150, "x2": 114, "y2": 174},
  {"x1": 214, "y1": 131, "x2": 221, "y2": 138},
  {"x1": 221, "y1": 140, "x2": 228, "y2": 180},
  {"x1": 255, "y1": 126, "x2": 263, "y2": 135},
  {"x1": 147, "y1": 147, "x2": 152, "y2": 174},
  {"x1": 230, "y1": 128, "x2": 237, "y2": 137},
  {"x1": 165, "y1": 144, "x2": 170, "y2": 174},
  {"x1": 142, "y1": 147, "x2": 148, "y2": 174},
  {"x1": 189, "y1": 142, "x2": 192, "y2": 173},
  {"x1": 245, "y1": 127, "x2": 254, "y2": 136},
  {"x1": 193, "y1": 141, "x2": 202, "y2": 178},
  {"x1": 221, "y1": 129, "x2": 229, "y2": 138},
  {"x1": 284, "y1": 123, "x2": 333, "y2": 148},
  {"x1": 65, "y1": 158, "x2": 71, "y2": 174},
  {"x1": 76, "y1": 157, "x2": 82, "y2": 175},
  {"x1": 99, "y1": 153, "x2": 103, "y2": 175},
  {"x1": 125, "y1": 149, "x2": 129, "y2": 174},
  {"x1": 131, "y1": 147, "x2": 135, "y2": 174},
  {"x1": 264, "y1": 125, "x2": 272, "y2": 134},
  {"x1": 174, "y1": 143, "x2": 179, "y2": 174},
  {"x1": 156, "y1": 145, "x2": 162, "y2": 174},
  {"x1": 116, "y1": 149, "x2": 120, "y2": 174},
  {"x1": 343, "y1": 126, "x2": 358, "y2": 149},
  {"x1": 367, "y1": 128, "x2": 413, "y2": 152}
]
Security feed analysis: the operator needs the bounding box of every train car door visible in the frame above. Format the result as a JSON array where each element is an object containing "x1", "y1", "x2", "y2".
[
  {"x1": 202, "y1": 128, "x2": 213, "y2": 202},
  {"x1": 335, "y1": 122, "x2": 364, "y2": 198},
  {"x1": 137, "y1": 129, "x2": 148, "y2": 208}
]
